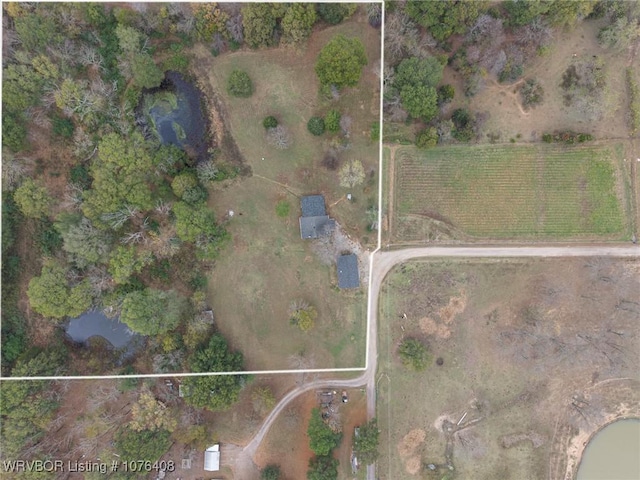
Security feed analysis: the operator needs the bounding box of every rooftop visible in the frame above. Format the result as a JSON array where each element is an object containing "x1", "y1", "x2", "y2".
[
  {"x1": 301, "y1": 195, "x2": 327, "y2": 217},
  {"x1": 300, "y1": 216, "x2": 335, "y2": 239},
  {"x1": 337, "y1": 254, "x2": 360, "y2": 289}
]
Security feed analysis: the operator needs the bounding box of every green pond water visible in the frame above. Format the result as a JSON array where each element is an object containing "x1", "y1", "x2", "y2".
[
  {"x1": 143, "y1": 71, "x2": 208, "y2": 160},
  {"x1": 577, "y1": 419, "x2": 640, "y2": 480}
]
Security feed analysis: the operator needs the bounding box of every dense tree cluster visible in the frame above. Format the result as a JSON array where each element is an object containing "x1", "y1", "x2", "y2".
[{"x1": 183, "y1": 334, "x2": 245, "y2": 411}]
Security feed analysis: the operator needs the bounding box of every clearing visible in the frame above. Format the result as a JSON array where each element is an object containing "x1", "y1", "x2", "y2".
[
  {"x1": 377, "y1": 257, "x2": 640, "y2": 480},
  {"x1": 388, "y1": 142, "x2": 634, "y2": 243},
  {"x1": 188, "y1": 12, "x2": 380, "y2": 370}
]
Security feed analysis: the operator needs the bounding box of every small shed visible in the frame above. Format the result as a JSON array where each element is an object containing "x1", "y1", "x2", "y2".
[
  {"x1": 204, "y1": 444, "x2": 220, "y2": 471},
  {"x1": 337, "y1": 254, "x2": 360, "y2": 289}
]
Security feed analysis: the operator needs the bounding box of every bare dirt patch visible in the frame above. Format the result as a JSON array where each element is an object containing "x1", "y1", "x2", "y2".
[
  {"x1": 378, "y1": 258, "x2": 640, "y2": 480},
  {"x1": 397, "y1": 428, "x2": 426, "y2": 458}
]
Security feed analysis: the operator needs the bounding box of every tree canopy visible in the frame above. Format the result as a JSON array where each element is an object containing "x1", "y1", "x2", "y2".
[
  {"x1": 315, "y1": 35, "x2": 367, "y2": 88},
  {"x1": 400, "y1": 84, "x2": 438, "y2": 121},
  {"x1": 55, "y1": 213, "x2": 113, "y2": 268},
  {"x1": 398, "y1": 338, "x2": 431, "y2": 371},
  {"x1": 183, "y1": 334, "x2": 245, "y2": 411},
  {"x1": 27, "y1": 261, "x2": 92, "y2": 319},
  {"x1": 13, "y1": 179, "x2": 51, "y2": 219},
  {"x1": 405, "y1": 0, "x2": 485, "y2": 41},
  {"x1": 282, "y1": 3, "x2": 317, "y2": 44},
  {"x1": 353, "y1": 418, "x2": 380, "y2": 465},
  {"x1": 115, "y1": 428, "x2": 171, "y2": 463},
  {"x1": 307, "y1": 408, "x2": 342, "y2": 456},
  {"x1": 82, "y1": 132, "x2": 154, "y2": 226},
  {"x1": 307, "y1": 455, "x2": 339, "y2": 480},
  {"x1": 242, "y1": 4, "x2": 277, "y2": 48},
  {"x1": 395, "y1": 57, "x2": 445, "y2": 90},
  {"x1": 120, "y1": 288, "x2": 185, "y2": 335}
]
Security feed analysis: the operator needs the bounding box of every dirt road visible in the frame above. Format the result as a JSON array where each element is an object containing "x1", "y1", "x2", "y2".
[{"x1": 238, "y1": 244, "x2": 639, "y2": 479}]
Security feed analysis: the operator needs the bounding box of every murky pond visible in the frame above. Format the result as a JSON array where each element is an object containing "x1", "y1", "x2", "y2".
[
  {"x1": 577, "y1": 419, "x2": 640, "y2": 480},
  {"x1": 142, "y1": 71, "x2": 209, "y2": 161},
  {"x1": 65, "y1": 310, "x2": 138, "y2": 351}
]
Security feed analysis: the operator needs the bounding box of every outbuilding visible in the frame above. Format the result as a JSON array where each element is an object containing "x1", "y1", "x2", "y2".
[
  {"x1": 337, "y1": 254, "x2": 360, "y2": 289},
  {"x1": 204, "y1": 444, "x2": 220, "y2": 471}
]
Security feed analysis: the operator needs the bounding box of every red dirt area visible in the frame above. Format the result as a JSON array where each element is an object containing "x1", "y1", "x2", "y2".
[
  {"x1": 336, "y1": 388, "x2": 368, "y2": 477},
  {"x1": 254, "y1": 391, "x2": 317, "y2": 480},
  {"x1": 255, "y1": 387, "x2": 368, "y2": 479}
]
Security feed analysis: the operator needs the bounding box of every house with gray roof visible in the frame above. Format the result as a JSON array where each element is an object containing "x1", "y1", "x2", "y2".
[
  {"x1": 337, "y1": 254, "x2": 360, "y2": 289},
  {"x1": 299, "y1": 195, "x2": 335, "y2": 239}
]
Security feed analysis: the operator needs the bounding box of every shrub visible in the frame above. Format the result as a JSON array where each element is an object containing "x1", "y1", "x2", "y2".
[
  {"x1": 520, "y1": 78, "x2": 544, "y2": 109},
  {"x1": 316, "y1": 3, "x2": 356, "y2": 25},
  {"x1": 451, "y1": 108, "x2": 475, "y2": 142},
  {"x1": 263, "y1": 116, "x2": 278, "y2": 129},
  {"x1": 275, "y1": 200, "x2": 290, "y2": 218},
  {"x1": 227, "y1": 70, "x2": 253, "y2": 98},
  {"x1": 171, "y1": 172, "x2": 198, "y2": 198},
  {"x1": 415, "y1": 127, "x2": 438, "y2": 149},
  {"x1": 437, "y1": 84, "x2": 455, "y2": 105},
  {"x1": 261, "y1": 465, "x2": 281, "y2": 480},
  {"x1": 398, "y1": 338, "x2": 430, "y2": 371},
  {"x1": 52, "y1": 115, "x2": 74, "y2": 139},
  {"x1": 542, "y1": 131, "x2": 594, "y2": 144},
  {"x1": 324, "y1": 110, "x2": 341, "y2": 133},
  {"x1": 498, "y1": 62, "x2": 523, "y2": 83},
  {"x1": 307, "y1": 116, "x2": 325, "y2": 136}
]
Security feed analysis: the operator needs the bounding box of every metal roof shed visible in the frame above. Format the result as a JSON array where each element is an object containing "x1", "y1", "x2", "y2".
[
  {"x1": 337, "y1": 254, "x2": 360, "y2": 289},
  {"x1": 204, "y1": 444, "x2": 220, "y2": 471}
]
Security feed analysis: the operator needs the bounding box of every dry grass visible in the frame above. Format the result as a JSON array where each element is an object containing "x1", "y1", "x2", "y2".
[{"x1": 188, "y1": 16, "x2": 380, "y2": 370}]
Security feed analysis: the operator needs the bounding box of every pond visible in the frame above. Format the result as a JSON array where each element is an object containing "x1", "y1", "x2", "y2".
[
  {"x1": 142, "y1": 71, "x2": 209, "y2": 161},
  {"x1": 577, "y1": 418, "x2": 640, "y2": 480},
  {"x1": 65, "y1": 310, "x2": 139, "y2": 351}
]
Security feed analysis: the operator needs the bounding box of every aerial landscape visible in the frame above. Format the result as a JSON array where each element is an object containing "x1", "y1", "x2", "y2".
[{"x1": 1, "y1": 1, "x2": 639, "y2": 480}]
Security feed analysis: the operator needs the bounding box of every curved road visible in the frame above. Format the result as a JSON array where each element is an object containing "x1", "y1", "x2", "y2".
[{"x1": 238, "y1": 245, "x2": 639, "y2": 477}]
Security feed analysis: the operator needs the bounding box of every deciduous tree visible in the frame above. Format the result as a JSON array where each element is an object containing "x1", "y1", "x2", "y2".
[
  {"x1": 13, "y1": 179, "x2": 51, "y2": 219},
  {"x1": 82, "y1": 132, "x2": 154, "y2": 226},
  {"x1": 120, "y1": 288, "x2": 185, "y2": 335},
  {"x1": 307, "y1": 408, "x2": 342, "y2": 456},
  {"x1": 353, "y1": 418, "x2": 380, "y2": 465},
  {"x1": 338, "y1": 159, "x2": 366, "y2": 188},
  {"x1": 55, "y1": 213, "x2": 113, "y2": 268},
  {"x1": 315, "y1": 35, "x2": 367, "y2": 88},
  {"x1": 183, "y1": 334, "x2": 244, "y2": 411},
  {"x1": 242, "y1": 4, "x2": 277, "y2": 48},
  {"x1": 282, "y1": 3, "x2": 317, "y2": 44},
  {"x1": 130, "y1": 387, "x2": 177, "y2": 432},
  {"x1": 27, "y1": 261, "x2": 92, "y2": 319},
  {"x1": 307, "y1": 456, "x2": 338, "y2": 480},
  {"x1": 398, "y1": 338, "x2": 430, "y2": 371}
]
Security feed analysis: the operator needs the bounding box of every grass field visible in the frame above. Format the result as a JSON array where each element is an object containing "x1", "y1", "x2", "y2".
[
  {"x1": 377, "y1": 258, "x2": 640, "y2": 480},
  {"x1": 188, "y1": 14, "x2": 379, "y2": 370},
  {"x1": 391, "y1": 143, "x2": 632, "y2": 241}
]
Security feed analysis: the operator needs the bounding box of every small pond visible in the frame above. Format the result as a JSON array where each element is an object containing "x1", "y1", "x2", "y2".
[
  {"x1": 66, "y1": 310, "x2": 139, "y2": 351},
  {"x1": 577, "y1": 418, "x2": 640, "y2": 480},
  {"x1": 142, "y1": 71, "x2": 209, "y2": 161}
]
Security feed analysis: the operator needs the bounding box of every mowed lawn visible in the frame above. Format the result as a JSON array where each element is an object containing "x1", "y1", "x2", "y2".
[
  {"x1": 392, "y1": 143, "x2": 630, "y2": 240},
  {"x1": 190, "y1": 15, "x2": 379, "y2": 369}
]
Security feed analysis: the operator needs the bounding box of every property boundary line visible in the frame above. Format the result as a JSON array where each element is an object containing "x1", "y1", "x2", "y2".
[{"x1": 0, "y1": 0, "x2": 386, "y2": 383}]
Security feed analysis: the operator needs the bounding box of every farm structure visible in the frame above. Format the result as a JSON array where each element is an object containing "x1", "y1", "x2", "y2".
[
  {"x1": 299, "y1": 195, "x2": 336, "y2": 239},
  {"x1": 337, "y1": 254, "x2": 360, "y2": 289},
  {"x1": 204, "y1": 444, "x2": 220, "y2": 471},
  {"x1": 390, "y1": 143, "x2": 631, "y2": 241}
]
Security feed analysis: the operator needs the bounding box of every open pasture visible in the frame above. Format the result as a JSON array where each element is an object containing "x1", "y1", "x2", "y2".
[{"x1": 391, "y1": 143, "x2": 632, "y2": 242}]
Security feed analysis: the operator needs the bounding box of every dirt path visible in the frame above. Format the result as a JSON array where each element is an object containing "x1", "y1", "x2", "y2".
[{"x1": 236, "y1": 244, "x2": 639, "y2": 479}]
